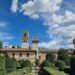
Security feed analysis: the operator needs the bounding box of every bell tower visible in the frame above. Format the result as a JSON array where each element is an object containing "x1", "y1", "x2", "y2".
[
  {"x1": 22, "y1": 32, "x2": 29, "y2": 49},
  {"x1": 32, "y1": 37, "x2": 39, "y2": 59}
]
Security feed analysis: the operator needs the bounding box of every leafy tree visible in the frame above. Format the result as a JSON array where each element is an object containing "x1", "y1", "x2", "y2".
[
  {"x1": 56, "y1": 60, "x2": 66, "y2": 71},
  {"x1": 12, "y1": 46, "x2": 15, "y2": 48},
  {"x1": 17, "y1": 46, "x2": 21, "y2": 48},
  {"x1": 58, "y1": 48, "x2": 70, "y2": 65},
  {"x1": 46, "y1": 52, "x2": 56, "y2": 63},
  {"x1": 73, "y1": 38, "x2": 75, "y2": 49},
  {"x1": 40, "y1": 60, "x2": 51, "y2": 67},
  {"x1": 0, "y1": 55, "x2": 5, "y2": 70},
  {"x1": 0, "y1": 41, "x2": 2, "y2": 49},
  {"x1": 70, "y1": 56, "x2": 75, "y2": 75}
]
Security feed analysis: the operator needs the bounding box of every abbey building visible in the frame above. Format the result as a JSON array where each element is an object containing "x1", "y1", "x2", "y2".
[
  {"x1": 0, "y1": 31, "x2": 73, "y2": 63},
  {"x1": 0, "y1": 32, "x2": 43, "y2": 63}
]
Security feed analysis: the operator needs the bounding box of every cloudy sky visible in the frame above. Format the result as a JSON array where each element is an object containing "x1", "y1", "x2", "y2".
[{"x1": 0, "y1": 0, "x2": 75, "y2": 49}]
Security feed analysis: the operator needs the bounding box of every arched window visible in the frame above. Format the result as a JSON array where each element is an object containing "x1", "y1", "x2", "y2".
[
  {"x1": 27, "y1": 53, "x2": 29, "y2": 57},
  {"x1": 24, "y1": 33, "x2": 27, "y2": 37},
  {"x1": 39, "y1": 56, "x2": 41, "y2": 59},
  {"x1": 12, "y1": 53, "x2": 15, "y2": 57},
  {"x1": 19, "y1": 53, "x2": 22, "y2": 57}
]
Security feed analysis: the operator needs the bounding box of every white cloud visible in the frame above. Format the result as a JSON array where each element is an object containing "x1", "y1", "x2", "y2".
[
  {"x1": 0, "y1": 21, "x2": 8, "y2": 27},
  {"x1": 11, "y1": 0, "x2": 19, "y2": 13},
  {"x1": 0, "y1": 32, "x2": 15, "y2": 41},
  {"x1": 11, "y1": 0, "x2": 62, "y2": 18},
  {"x1": 18, "y1": 0, "x2": 62, "y2": 19},
  {"x1": 3, "y1": 42, "x2": 12, "y2": 48},
  {"x1": 0, "y1": 20, "x2": 14, "y2": 48},
  {"x1": 0, "y1": 32, "x2": 15, "y2": 48},
  {"x1": 39, "y1": 40, "x2": 60, "y2": 49},
  {"x1": 11, "y1": 0, "x2": 75, "y2": 48},
  {"x1": 44, "y1": 11, "x2": 75, "y2": 48},
  {"x1": 45, "y1": 10, "x2": 75, "y2": 25}
]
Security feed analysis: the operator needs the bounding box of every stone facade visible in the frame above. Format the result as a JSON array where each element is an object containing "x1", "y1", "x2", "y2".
[
  {"x1": 0, "y1": 48, "x2": 37, "y2": 63},
  {"x1": 0, "y1": 32, "x2": 39, "y2": 63},
  {"x1": 7, "y1": 51, "x2": 36, "y2": 63},
  {"x1": 22, "y1": 32, "x2": 29, "y2": 49}
]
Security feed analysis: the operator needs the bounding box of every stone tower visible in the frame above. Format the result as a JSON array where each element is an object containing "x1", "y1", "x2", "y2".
[
  {"x1": 32, "y1": 37, "x2": 39, "y2": 59},
  {"x1": 22, "y1": 32, "x2": 29, "y2": 49}
]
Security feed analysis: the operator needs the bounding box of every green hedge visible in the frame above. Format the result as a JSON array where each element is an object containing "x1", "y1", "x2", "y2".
[
  {"x1": 18, "y1": 60, "x2": 32, "y2": 73},
  {"x1": 40, "y1": 60, "x2": 51, "y2": 67},
  {"x1": 44, "y1": 67, "x2": 69, "y2": 75}
]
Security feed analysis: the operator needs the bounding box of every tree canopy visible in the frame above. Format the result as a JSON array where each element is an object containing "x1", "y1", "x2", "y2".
[
  {"x1": 58, "y1": 48, "x2": 70, "y2": 65},
  {"x1": 0, "y1": 41, "x2": 2, "y2": 49},
  {"x1": 46, "y1": 52, "x2": 56, "y2": 63}
]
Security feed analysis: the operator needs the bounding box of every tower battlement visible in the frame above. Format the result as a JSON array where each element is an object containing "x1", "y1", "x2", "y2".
[{"x1": 32, "y1": 37, "x2": 39, "y2": 43}]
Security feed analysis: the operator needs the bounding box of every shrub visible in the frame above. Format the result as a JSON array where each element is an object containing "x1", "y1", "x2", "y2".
[
  {"x1": 5, "y1": 57, "x2": 17, "y2": 72},
  {"x1": 64, "y1": 67, "x2": 70, "y2": 74},
  {"x1": 70, "y1": 56, "x2": 75, "y2": 75},
  {"x1": 16, "y1": 60, "x2": 21, "y2": 69},
  {"x1": 19, "y1": 60, "x2": 32, "y2": 73},
  {"x1": 12, "y1": 46, "x2": 15, "y2": 48},
  {"x1": 40, "y1": 60, "x2": 51, "y2": 67},
  {"x1": 35, "y1": 59, "x2": 40, "y2": 66},
  {"x1": 0, "y1": 55, "x2": 5, "y2": 70},
  {"x1": 55, "y1": 60, "x2": 66, "y2": 71},
  {"x1": 55, "y1": 61, "x2": 59, "y2": 67}
]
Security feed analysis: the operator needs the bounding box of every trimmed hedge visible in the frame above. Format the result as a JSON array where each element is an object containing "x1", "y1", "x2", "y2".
[
  {"x1": 40, "y1": 60, "x2": 51, "y2": 67},
  {"x1": 43, "y1": 67, "x2": 68, "y2": 75}
]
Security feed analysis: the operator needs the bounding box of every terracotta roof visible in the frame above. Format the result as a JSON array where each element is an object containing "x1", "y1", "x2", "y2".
[{"x1": 0, "y1": 48, "x2": 37, "y2": 52}]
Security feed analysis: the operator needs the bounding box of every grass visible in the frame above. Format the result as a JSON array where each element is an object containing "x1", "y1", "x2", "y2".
[{"x1": 44, "y1": 67, "x2": 69, "y2": 75}]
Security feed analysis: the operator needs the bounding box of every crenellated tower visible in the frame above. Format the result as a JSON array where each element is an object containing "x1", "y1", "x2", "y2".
[{"x1": 32, "y1": 37, "x2": 39, "y2": 59}]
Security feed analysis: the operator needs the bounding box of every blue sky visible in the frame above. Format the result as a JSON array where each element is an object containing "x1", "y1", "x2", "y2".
[{"x1": 0, "y1": 0, "x2": 75, "y2": 49}]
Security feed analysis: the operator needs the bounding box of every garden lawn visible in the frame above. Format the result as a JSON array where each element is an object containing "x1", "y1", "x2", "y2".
[{"x1": 44, "y1": 67, "x2": 69, "y2": 75}]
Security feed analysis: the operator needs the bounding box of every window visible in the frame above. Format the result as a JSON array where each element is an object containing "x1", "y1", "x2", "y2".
[
  {"x1": 19, "y1": 53, "x2": 22, "y2": 57},
  {"x1": 39, "y1": 56, "x2": 41, "y2": 59},
  {"x1": 27, "y1": 53, "x2": 29, "y2": 57},
  {"x1": 24, "y1": 33, "x2": 26, "y2": 37},
  {"x1": 12, "y1": 53, "x2": 15, "y2": 57}
]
